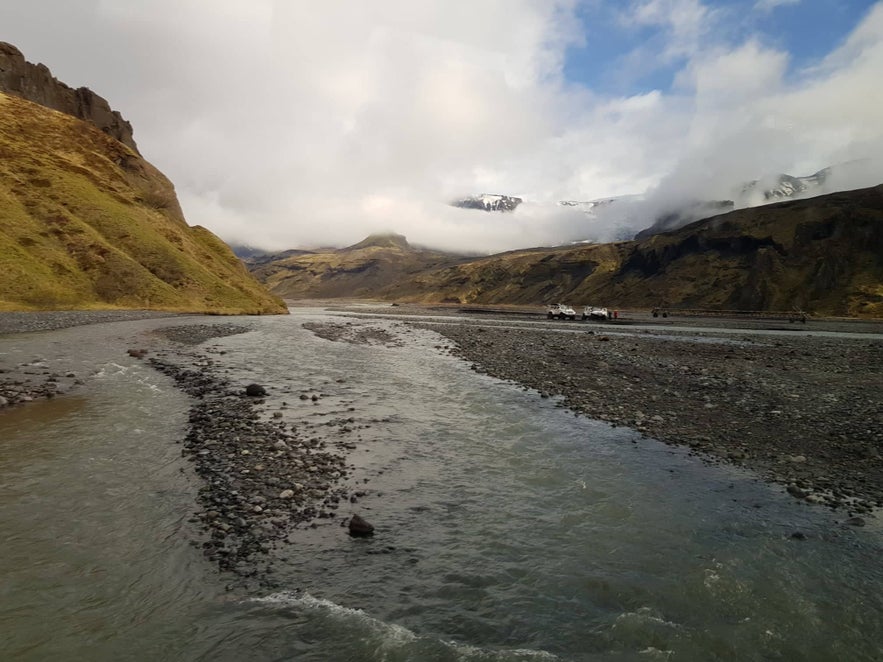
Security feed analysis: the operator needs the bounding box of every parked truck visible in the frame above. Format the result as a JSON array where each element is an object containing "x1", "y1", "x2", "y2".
[
  {"x1": 582, "y1": 306, "x2": 611, "y2": 321},
  {"x1": 547, "y1": 303, "x2": 577, "y2": 320}
]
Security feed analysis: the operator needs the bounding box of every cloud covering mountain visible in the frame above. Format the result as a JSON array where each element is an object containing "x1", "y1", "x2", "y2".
[{"x1": 2, "y1": 1, "x2": 882, "y2": 253}]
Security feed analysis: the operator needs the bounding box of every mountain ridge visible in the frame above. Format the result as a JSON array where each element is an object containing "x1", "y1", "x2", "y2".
[
  {"x1": 250, "y1": 184, "x2": 883, "y2": 317},
  {"x1": 449, "y1": 164, "x2": 872, "y2": 242}
]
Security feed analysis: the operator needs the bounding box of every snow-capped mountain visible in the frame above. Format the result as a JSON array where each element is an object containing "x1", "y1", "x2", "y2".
[
  {"x1": 738, "y1": 168, "x2": 830, "y2": 205},
  {"x1": 451, "y1": 194, "x2": 522, "y2": 212},
  {"x1": 558, "y1": 197, "x2": 622, "y2": 214},
  {"x1": 449, "y1": 161, "x2": 880, "y2": 242}
]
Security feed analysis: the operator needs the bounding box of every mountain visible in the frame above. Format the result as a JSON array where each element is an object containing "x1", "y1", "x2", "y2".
[
  {"x1": 740, "y1": 168, "x2": 830, "y2": 203},
  {"x1": 250, "y1": 186, "x2": 883, "y2": 317},
  {"x1": 635, "y1": 200, "x2": 735, "y2": 239},
  {"x1": 637, "y1": 163, "x2": 883, "y2": 239},
  {"x1": 230, "y1": 244, "x2": 317, "y2": 267},
  {"x1": 451, "y1": 165, "x2": 863, "y2": 243},
  {"x1": 451, "y1": 194, "x2": 522, "y2": 212},
  {"x1": 0, "y1": 45, "x2": 286, "y2": 314},
  {"x1": 637, "y1": 168, "x2": 837, "y2": 238},
  {"x1": 250, "y1": 233, "x2": 467, "y2": 300}
]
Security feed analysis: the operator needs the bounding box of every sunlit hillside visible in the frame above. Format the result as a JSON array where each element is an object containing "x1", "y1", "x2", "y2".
[{"x1": 0, "y1": 92, "x2": 286, "y2": 314}]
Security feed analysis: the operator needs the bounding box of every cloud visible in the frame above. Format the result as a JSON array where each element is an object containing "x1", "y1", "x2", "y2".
[
  {"x1": 632, "y1": 6, "x2": 883, "y2": 224},
  {"x1": 754, "y1": 0, "x2": 802, "y2": 13},
  {"x1": 0, "y1": 1, "x2": 882, "y2": 252},
  {"x1": 626, "y1": 0, "x2": 718, "y2": 59}
]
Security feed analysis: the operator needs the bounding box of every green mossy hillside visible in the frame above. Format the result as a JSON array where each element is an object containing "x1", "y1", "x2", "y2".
[{"x1": 0, "y1": 92, "x2": 286, "y2": 314}]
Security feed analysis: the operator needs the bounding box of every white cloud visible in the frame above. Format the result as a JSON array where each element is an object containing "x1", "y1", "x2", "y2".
[
  {"x1": 639, "y1": 3, "x2": 883, "y2": 214},
  {"x1": 0, "y1": 1, "x2": 881, "y2": 252},
  {"x1": 624, "y1": 0, "x2": 719, "y2": 60},
  {"x1": 754, "y1": 0, "x2": 802, "y2": 13}
]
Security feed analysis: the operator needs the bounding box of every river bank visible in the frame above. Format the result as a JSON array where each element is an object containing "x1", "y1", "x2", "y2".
[{"x1": 421, "y1": 321, "x2": 882, "y2": 519}]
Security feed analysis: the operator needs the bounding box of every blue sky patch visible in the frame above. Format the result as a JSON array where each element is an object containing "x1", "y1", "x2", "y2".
[{"x1": 563, "y1": 0, "x2": 879, "y2": 95}]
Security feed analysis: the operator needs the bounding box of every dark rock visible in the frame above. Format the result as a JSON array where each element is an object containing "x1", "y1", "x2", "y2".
[
  {"x1": 845, "y1": 516, "x2": 866, "y2": 527},
  {"x1": 0, "y1": 41, "x2": 139, "y2": 152},
  {"x1": 790, "y1": 531, "x2": 807, "y2": 540},
  {"x1": 787, "y1": 484, "x2": 808, "y2": 499},
  {"x1": 245, "y1": 383, "x2": 267, "y2": 397},
  {"x1": 348, "y1": 514, "x2": 375, "y2": 536}
]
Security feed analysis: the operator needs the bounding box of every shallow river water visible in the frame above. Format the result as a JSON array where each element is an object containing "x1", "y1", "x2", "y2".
[{"x1": 1, "y1": 310, "x2": 881, "y2": 661}]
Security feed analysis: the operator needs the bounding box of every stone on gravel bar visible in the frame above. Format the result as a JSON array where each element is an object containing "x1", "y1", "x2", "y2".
[{"x1": 245, "y1": 383, "x2": 267, "y2": 397}]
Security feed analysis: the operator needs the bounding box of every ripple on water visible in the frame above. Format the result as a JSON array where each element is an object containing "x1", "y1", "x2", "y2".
[{"x1": 246, "y1": 591, "x2": 561, "y2": 661}]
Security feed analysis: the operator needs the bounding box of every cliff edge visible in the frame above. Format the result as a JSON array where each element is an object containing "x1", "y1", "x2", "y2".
[{"x1": 0, "y1": 41, "x2": 138, "y2": 153}]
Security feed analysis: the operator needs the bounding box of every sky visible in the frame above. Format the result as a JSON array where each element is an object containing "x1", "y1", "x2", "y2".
[{"x1": 2, "y1": 0, "x2": 883, "y2": 253}]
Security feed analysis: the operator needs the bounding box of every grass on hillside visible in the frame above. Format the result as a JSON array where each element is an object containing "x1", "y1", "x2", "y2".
[{"x1": 0, "y1": 92, "x2": 286, "y2": 314}]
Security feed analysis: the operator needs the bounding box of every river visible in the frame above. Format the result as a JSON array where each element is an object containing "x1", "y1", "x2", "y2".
[{"x1": 1, "y1": 309, "x2": 881, "y2": 661}]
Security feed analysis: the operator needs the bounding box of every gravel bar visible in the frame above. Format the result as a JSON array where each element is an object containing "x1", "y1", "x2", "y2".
[
  {"x1": 146, "y1": 324, "x2": 353, "y2": 586},
  {"x1": 426, "y1": 322, "x2": 883, "y2": 520},
  {"x1": 0, "y1": 310, "x2": 184, "y2": 335}
]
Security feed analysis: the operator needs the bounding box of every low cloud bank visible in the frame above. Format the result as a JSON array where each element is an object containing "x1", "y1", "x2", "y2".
[{"x1": 1, "y1": 1, "x2": 882, "y2": 253}]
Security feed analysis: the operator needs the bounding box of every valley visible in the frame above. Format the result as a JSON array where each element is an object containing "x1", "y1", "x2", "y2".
[{"x1": 248, "y1": 184, "x2": 883, "y2": 318}]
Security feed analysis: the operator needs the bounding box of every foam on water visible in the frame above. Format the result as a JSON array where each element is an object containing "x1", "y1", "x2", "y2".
[{"x1": 249, "y1": 592, "x2": 559, "y2": 661}]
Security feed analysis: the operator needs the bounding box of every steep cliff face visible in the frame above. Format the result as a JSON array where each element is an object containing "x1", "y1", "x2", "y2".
[{"x1": 0, "y1": 42, "x2": 137, "y2": 153}]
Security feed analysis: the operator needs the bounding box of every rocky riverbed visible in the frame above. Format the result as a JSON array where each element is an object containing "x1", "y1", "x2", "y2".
[
  {"x1": 0, "y1": 313, "x2": 363, "y2": 586},
  {"x1": 423, "y1": 322, "x2": 883, "y2": 520},
  {"x1": 3, "y1": 308, "x2": 880, "y2": 586},
  {"x1": 0, "y1": 310, "x2": 181, "y2": 408},
  {"x1": 146, "y1": 324, "x2": 358, "y2": 586}
]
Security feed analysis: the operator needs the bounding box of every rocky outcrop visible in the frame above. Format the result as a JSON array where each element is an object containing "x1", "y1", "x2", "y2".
[{"x1": 0, "y1": 42, "x2": 138, "y2": 153}]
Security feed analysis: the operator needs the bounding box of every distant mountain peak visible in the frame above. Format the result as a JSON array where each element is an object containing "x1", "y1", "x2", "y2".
[
  {"x1": 451, "y1": 194, "x2": 522, "y2": 212},
  {"x1": 347, "y1": 233, "x2": 411, "y2": 251}
]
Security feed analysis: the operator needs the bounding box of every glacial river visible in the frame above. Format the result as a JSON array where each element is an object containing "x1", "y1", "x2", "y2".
[{"x1": 1, "y1": 309, "x2": 881, "y2": 661}]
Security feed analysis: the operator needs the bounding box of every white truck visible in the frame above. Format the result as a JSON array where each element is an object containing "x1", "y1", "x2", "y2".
[
  {"x1": 547, "y1": 303, "x2": 577, "y2": 320},
  {"x1": 582, "y1": 306, "x2": 611, "y2": 321}
]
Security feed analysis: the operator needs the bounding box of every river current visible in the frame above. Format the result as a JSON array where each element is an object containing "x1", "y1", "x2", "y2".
[{"x1": 1, "y1": 309, "x2": 881, "y2": 661}]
